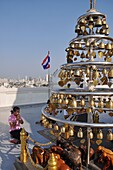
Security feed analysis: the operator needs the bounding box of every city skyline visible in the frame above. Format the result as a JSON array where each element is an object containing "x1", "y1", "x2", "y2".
[{"x1": 0, "y1": 0, "x2": 113, "y2": 79}]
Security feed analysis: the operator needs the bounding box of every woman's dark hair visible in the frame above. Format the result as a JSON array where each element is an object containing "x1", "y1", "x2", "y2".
[
  {"x1": 10, "y1": 110, "x2": 13, "y2": 114},
  {"x1": 13, "y1": 106, "x2": 20, "y2": 112}
]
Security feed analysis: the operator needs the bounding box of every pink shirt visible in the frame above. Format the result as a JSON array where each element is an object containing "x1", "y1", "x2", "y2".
[{"x1": 8, "y1": 114, "x2": 23, "y2": 132}]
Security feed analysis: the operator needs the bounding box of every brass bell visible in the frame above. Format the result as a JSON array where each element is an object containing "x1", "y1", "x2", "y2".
[
  {"x1": 81, "y1": 25, "x2": 86, "y2": 31},
  {"x1": 69, "y1": 97, "x2": 77, "y2": 107},
  {"x1": 70, "y1": 43, "x2": 75, "y2": 48},
  {"x1": 93, "y1": 112, "x2": 99, "y2": 123},
  {"x1": 86, "y1": 107, "x2": 92, "y2": 113},
  {"x1": 106, "y1": 98, "x2": 113, "y2": 109},
  {"x1": 80, "y1": 18, "x2": 86, "y2": 25},
  {"x1": 60, "y1": 126, "x2": 65, "y2": 133},
  {"x1": 105, "y1": 24, "x2": 109, "y2": 29},
  {"x1": 106, "y1": 43, "x2": 112, "y2": 50},
  {"x1": 105, "y1": 28, "x2": 110, "y2": 35},
  {"x1": 54, "y1": 124, "x2": 59, "y2": 131},
  {"x1": 102, "y1": 19, "x2": 106, "y2": 25},
  {"x1": 48, "y1": 122, "x2": 53, "y2": 128},
  {"x1": 58, "y1": 98, "x2": 62, "y2": 104},
  {"x1": 89, "y1": 99, "x2": 95, "y2": 107},
  {"x1": 69, "y1": 127, "x2": 74, "y2": 136},
  {"x1": 100, "y1": 27, "x2": 105, "y2": 34},
  {"x1": 99, "y1": 42, "x2": 105, "y2": 49},
  {"x1": 75, "y1": 25, "x2": 80, "y2": 33},
  {"x1": 102, "y1": 68, "x2": 108, "y2": 75},
  {"x1": 74, "y1": 51, "x2": 80, "y2": 56},
  {"x1": 93, "y1": 41, "x2": 97, "y2": 47},
  {"x1": 80, "y1": 98, "x2": 85, "y2": 107},
  {"x1": 97, "y1": 129, "x2": 103, "y2": 139},
  {"x1": 75, "y1": 68, "x2": 81, "y2": 77},
  {"x1": 77, "y1": 43, "x2": 82, "y2": 49},
  {"x1": 86, "y1": 40, "x2": 90, "y2": 47},
  {"x1": 41, "y1": 115, "x2": 45, "y2": 120},
  {"x1": 88, "y1": 129, "x2": 93, "y2": 139},
  {"x1": 62, "y1": 98, "x2": 69, "y2": 105},
  {"x1": 77, "y1": 128, "x2": 83, "y2": 138},
  {"x1": 83, "y1": 29, "x2": 88, "y2": 35},
  {"x1": 107, "y1": 129, "x2": 113, "y2": 141},
  {"x1": 89, "y1": 16, "x2": 93, "y2": 23},
  {"x1": 98, "y1": 51, "x2": 103, "y2": 58},
  {"x1": 95, "y1": 17, "x2": 102, "y2": 27},
  {"x1": 108, "y1": 68, "x2": 113, "y2": 78},
  {"x1": 98, "y1": 99, "x2": 104, "y2": 108},
  {"x1": 95, "y1": 70, "x2": 100, "y2": 79},
  {"x1": 81, "y1": 51, "x2": 85, "y2": 58},
  {"x1": 86, "y1": 66, "x2": 90, "y2": 76},
  {"x1": 65, "y1": 47, "x2": 70, "y2": 52}
]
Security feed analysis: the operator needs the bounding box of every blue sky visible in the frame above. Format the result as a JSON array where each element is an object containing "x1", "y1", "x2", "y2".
[{"x1": 0, "y1": 0, "x2": 113, "y2": 79}]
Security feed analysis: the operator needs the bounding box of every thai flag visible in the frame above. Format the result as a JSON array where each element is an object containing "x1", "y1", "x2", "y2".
[{"x1": 41, "y1": 52, "x2": 50, "y2": 70}]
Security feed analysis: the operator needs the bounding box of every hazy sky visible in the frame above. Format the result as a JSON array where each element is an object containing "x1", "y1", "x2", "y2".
[{"x1": 0, "y1": 0, "x2": 113, "y2": 79}]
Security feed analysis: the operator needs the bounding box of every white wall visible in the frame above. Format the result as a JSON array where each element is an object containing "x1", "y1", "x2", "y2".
[{"x1": 0, "y1": 87, "x2": 48, "y2": 107}]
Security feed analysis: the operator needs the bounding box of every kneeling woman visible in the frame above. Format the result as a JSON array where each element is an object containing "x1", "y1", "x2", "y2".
[{"x1": 8, "y1": 106, "x2": 24, "y2": 142}]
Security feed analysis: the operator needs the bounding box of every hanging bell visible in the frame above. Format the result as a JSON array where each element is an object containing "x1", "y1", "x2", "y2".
[
  {"x1": 77, "y1": 43, "x2": 82, "y2": 49},
  {"x1": 93, "y1": 41, "x2": 97, "y2": 47},
  {"x1": 54, "y1": 124, "x2": 59, "y2": 131},
  {"x1": 88, "y1": 129, "x2": 93, "y2": 139},
  {"x1": 80, "y1": 98, "x2": 85, "y2": 107},
  {"x1": 93, "y1": 112, "x2": 99, "y2": 123},
  {"x1": 89, "y1": 16, "x2": 93, "y2": 23},
  {"x1": 69, "y1": 127, "x2": 74, "y2": 136},
  {"x1": 106, "y1": 43, "x2": 112, "y2": 50},
  {"x1": 69, "y1": 98, "x2": 77, "y2": 107},
  {"x1": 41, "y1": 115, "x2": 45, "y2": 120},
  {"x1": 80, "y1": 18, "x2": 87, "y2": 25},
  {"x1": 98, "y1": 99, "x2": 104, "y2": 108},
  {"x1": 105, "y1": 28, "x2": 110, "y2": 35},
  {"x1": 74, "y1": 51, "x2": 80, "y2": 56},
  {"x1": 81, "y1": 51, "x2": 85, "y2": 59},
  {"x1": 95, "y1": 17, "x2": 102, "y2": 27},
  {"x1": 89, "y1": 99, "x2": 95, "y2": 107},
  {"x1": 48, "y1": 122, "x2": 53, "y2": 128},
  {"x1": 77, "y1": 128, "x2": 83, "y2": 138},
  {"x1": 62, "y1": 98, "x2": 69, "y2": 105},
  {"x1": 105, "y1": 24, "x2": 109, "y2": 29},
  {"x1": 65, "y1": 47, "x2": 70, "y2": 52},
  {"x1": 102, "y1": 19, "x2": 106, "y2": 25},
  {"x1": 107, "y1": 129, "x2": 113, "y2": 141},
  {"x1": 102, "y1": 68, "x2": 108, "y2": 75},
  {"x1": 70, "y1": 43, "x2": 75, "y2": 48},
  {"x1": 100, "y1": 27, "x2": 105, "y2": 34},
  {"x1": 86, "y1": 40, "x2": 90, "y2": 47},
  {"x1": 108, "y1": 68, "x2": 113, "y2": 78},
  {"x1": 60, "y1": 126, "x2": 65, "y2": 133},
  {"x1": 86, "y1": 66, "x2": 90, "y2": 76},
  {"x1": 99, "y1": 42, "x2": 105, "y2": 49},
  {"x1": 83, "y1": 29, "x2": 88, "y2": 35},
  {"x1": 95, "y1": 70, "x2": 100, "y2": 79},
  {"x1": 75, "y1": 25, "x2": 80, "y2": 33},
  {"x1": 97, "y1": 129, "x2": 103, "y2": 139}
]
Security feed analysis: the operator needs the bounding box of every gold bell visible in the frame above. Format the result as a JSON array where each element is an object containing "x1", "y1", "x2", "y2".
[
  {"x1": 48, "y1": 123, "x2": 53, "y2": 129},
  {"x1": 89, "y1": 16, "x2": 93, "y2": 23},
  {"x1": 77, "y1": 128, "x2": 83, "y2": 138},
  {"x1": 60, "y1": 126, "x2": 65, "y2": 133},
  {"x1": 80, "y1": 98, "x2": 85, "y2": 107},
  {"x1": 102, "y1": 19, "x2": 106, "y2": 25},
  {"x1": 106, "y1": 43, "x2": 112, "y2": 50},
  {"x1": 75, "y1": 25, "x2": 80, "y2": 33},
  {"x1": 69, "y1": 127, "x2": 74, "y2": 136},
  {"x1": 93, "y1": 41, "x2": 97, "y2": 47},
  {"x1": 102, "y1": 68, "x2": 108, "y2": 75},
  {"x1": 105, "y1": 24, "x2": 109, "y2": 29},
  {"x1": 99, "y1": 42, "x2": 105, "y2": 49},
  {"x1": 70, "y1": 43, "x2": 75, "y2": 48},
  {"x1": 107, "y1": 129, "x2": 113, "y2": 141},
  {"x1": 65, "y1": 47, "x2": 70, "y2": 52},
  {"x1": 54, "y1": 124, "x2": 59, "y2": 131},
  {"x1": 105, "y1": 28, "x2": 110, "y2": 35},
  {"x1": 98, "y1": 99, "x2": 104, "y2": 108},
  {"x1": 86, "y1": 40, "x2": 90, "y2": 47},
  {"x1": 81, "y1": 51, "x2": 85, "y2": 58},
  {"x1": 86, "y1": 66, "x2": 90, "y2": 76},
  {"x1": 69, "y1": 98, "x2": 77, "y2": 107},
  {"x1": 97, "y1": 129, "x2": 103, "y2": 139},
  {"x1": 89, "y1": 99, "x2": 95, "y2": 107},
  {"x1": 41, "y1": 115, "x2": 45, "y2": 120},
  {"x1": 77, "y1": 43, "x2": 82, "y2": 49},
  {"x1": 80, "y1": 18, "x2": 86, "y2": 25},
  {"x1": 62, "y1": 98, "x2": 69, "y2": 105},
  {"x1": 95, "y1": 17, "x2": 102, "y2": 27},
  {"x1": 88, "y1": 129, "x2": 93, "y2": 139},
  {"x1": 108, "y1": 68, "x2": 113, "y2": 78}
]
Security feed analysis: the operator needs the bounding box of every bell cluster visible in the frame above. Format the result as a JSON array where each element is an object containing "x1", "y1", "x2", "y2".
[
  {"x1": 40, "y1": 114, "x2": 113, "y2": 141},
  {"x1": 65, "y1": 11, "x2": 113, "y2": 63},
  {"x1": 58, "y1": 66, "x2": 113, "y2": 87}
]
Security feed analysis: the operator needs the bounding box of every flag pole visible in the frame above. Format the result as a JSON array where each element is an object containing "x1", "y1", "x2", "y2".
[{"x1": 48, "y1": 51, "x2": 50, "y2": 99}]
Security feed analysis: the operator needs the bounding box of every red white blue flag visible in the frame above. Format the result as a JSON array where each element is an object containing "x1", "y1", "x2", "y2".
[{"x1": 41, "y1": 51, "x2": 50, "y2": 69}]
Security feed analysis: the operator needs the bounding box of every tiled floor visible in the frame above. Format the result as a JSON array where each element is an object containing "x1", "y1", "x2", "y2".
[{"x1": 0, "y1": 104, "x2": 49, "y2": 170}]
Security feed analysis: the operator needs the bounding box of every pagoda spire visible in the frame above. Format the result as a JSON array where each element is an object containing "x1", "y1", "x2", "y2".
[{"x1": 90, "y1": 0, "x2": 96, "y2": 9}]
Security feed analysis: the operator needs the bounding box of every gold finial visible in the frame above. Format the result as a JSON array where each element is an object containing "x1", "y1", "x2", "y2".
[
  {"x1": 48, "y1": 153, "x2": 58, "y2": 170},
  {"x1": 90, "y1": 0, "x2": 96, "y2": 9}
]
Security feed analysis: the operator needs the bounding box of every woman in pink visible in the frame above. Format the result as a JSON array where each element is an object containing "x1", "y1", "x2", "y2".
[{"x1": 8, "y1": 106, "x2": 24, "y2": 142}]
